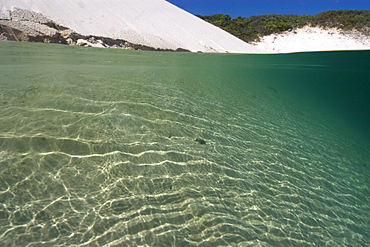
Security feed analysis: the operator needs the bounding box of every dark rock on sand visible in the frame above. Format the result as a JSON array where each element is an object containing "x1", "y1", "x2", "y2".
[{"x1": 195, "y1": 138, "x2": 206, "y2": 145}]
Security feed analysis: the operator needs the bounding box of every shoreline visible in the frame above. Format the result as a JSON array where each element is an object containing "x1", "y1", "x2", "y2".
[{"x1": 1, "y1": 7, "x2": 369, "y2": 54}]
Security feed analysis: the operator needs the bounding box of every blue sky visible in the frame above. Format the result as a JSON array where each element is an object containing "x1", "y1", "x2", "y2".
[{"x1": 166, "y1": 0, "x2": 370, "y2": 17}]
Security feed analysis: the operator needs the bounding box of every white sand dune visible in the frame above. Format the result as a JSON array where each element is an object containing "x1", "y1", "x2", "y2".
[
  {"x1": 253, "y1": 26, "x2": 370, "y2": 53},
  {"x1": 0, "y1": 0, "x2": 257, "y2": 53}
]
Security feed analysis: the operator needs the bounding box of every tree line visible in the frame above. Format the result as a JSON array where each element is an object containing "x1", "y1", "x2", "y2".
[{"x1": 197, "y1": 10, "x2": 370, "y2": 43}]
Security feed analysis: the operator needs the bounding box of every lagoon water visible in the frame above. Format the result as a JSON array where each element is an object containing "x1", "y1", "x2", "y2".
[{"x1": 0, "y1": 41, "x2": 369, "y2": 246}]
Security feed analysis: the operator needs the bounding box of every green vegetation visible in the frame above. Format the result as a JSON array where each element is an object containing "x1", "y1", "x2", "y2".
[{"x1": 197, "y1": 10, "x2": 370, "y2": 43}]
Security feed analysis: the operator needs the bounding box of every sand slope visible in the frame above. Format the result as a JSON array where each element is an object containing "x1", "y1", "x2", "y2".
[
  {"x1": 254, "y1": 26, "x2": 370, "y2": 53},
  {"x1": 0, "y1": 0, "x2": 257, "y2": 53}
]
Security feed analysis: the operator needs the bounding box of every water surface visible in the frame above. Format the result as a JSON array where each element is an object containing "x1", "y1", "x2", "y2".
[{"x1": 0, "y1": 42, "x2": 369, "y2": 246}]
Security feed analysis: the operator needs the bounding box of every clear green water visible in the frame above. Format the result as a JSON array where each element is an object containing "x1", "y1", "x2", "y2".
[{"x1": 0, "y1": 41, "x2": 369, "y2": 246}]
